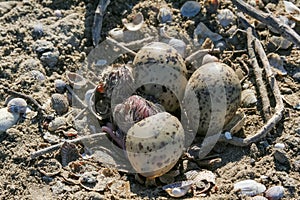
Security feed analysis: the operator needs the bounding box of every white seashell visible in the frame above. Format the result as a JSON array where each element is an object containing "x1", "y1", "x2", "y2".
[
  {"x1": 158, "y1": 7, "x2": 172, "y2": 23},
  {"x1": 108, "y1": 28, "x2": 124, "y2": 41},
  {"x1": 48, "y1": 117, "x2": 67, "y2": 131},
  {"x1": 201, "y1": 54, "x2": 219, "y2": 65},
  {"x1": 194, "y1": 22, "x2": 223, "y2": 44},
  {"x1": 217, "y1": 9, "x2": 236, "y2": 27},
  {"x1": 241, "y1": 89, "x2": 257, "y2": 107},
  {"x1": 122, "y1": 12, "x2": 144, "y2": 31},
  {"x1": 267, "y1": 53, "x2": 287, "y2": 76},
  {"x1": 0, "y1": 108, "x2": 20, "y2": 133},
  {"x1": 7, "y1": 98, "x2": 27, "y2": 114},
  {"x1": 180, "y1": 1, "x2": 201, "y2": 17},
  {"x1": 162, "y1": 180, "x2": 194, "y2": 198},
  {"x1": 265, "y1": 186, "x2": 284, "y2": 200},
  {"x1": 66, "y1": 71, "x2": 87, "y2": 89},
  {"x1": 168, "y1": 38, "x2": 187, "y2": 58},
  {"x1": 274, "y1": 143, "x2": 285, "y2": 149},
  {"x1": 234, "y1": 180, "x2": 266, "y2": 196}
]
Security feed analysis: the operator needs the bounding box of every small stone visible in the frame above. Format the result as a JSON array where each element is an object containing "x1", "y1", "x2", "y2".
[
  {"x1": 273, "y1": 150, "x2": 289, "y2": 164},
  {"x1": 292, "y1": 72, "x2": 300, "y2": 82},
  {"x1": 265, "y1": 186, "x2": 284, "y2": 200},
  {"x1": 40, "y1": 51, "x2": 59, "y2": 68},
  {"x1": 180, "y1": 1, "x2": 201, "y2": 17},
  {"x1": 33, "y1": 40, "x2": 54, "y2": 54},
  {"x1": 274, "y1": 143, "x2": 285, "y2": 149}
]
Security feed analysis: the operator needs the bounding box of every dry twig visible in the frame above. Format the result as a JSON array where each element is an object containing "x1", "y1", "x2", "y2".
[
  {"x1": 232, "y1": 0, "x2": 300, "y2": 47},
  {"x1": 219, "y1": 26, "x2": 284, "y2": 146},
  {"x1": 30, "y1": 132, "x2": 107, "y2": 159}
]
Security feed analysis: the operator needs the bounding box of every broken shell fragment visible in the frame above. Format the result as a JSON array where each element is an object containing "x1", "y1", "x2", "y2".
[
  {"x1": 180, "y1": 1, "x2": 201, "y2": 17},
  {"x1": 122, "y1": 12, "x2": 144, "y2": 31},
  {"x1": 234, "y1": 180, "x2": 266, "y2": 196},
  {"x1": 217, "y1": 9, "x2": 236, "y2": 27},
  {"x1": 0, "y1": 107, "x2": 21, "y2": 133},
  {"x1": 267, "y1": 53, "x2": 287, "y2": 76},
  {"x1": 168, "y1": 38, "x2": 187, "y2": 58},
  {"x1": 60, "y1": 141, "x2": 80, "y2": 167},
  {"x1": 162, "y1": 180, "x2": 194, "y2": 198},
  {"x1": 265, "y1": 186, "x2": 284, "y2": 200},
  {"x1": 241, "y1": 89, "x2": 257, "y2": 107},
  {"x1": 66, "y1": 71, "x2": 87, "y2": 89},
  {"x1": 48, "y1": 116, "x2": 67, "y2": 131}
]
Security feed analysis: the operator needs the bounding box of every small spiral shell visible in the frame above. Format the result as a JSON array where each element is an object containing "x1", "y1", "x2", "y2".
[{"x1": 51, "y1": 93, "x2": 69, "y2": 115}]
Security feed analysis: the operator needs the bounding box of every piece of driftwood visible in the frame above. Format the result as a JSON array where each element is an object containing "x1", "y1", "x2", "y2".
[
  {"x1": 232, "y1": 0, "x2": 300, "y2": 47},
  {"x1": 246, "y1": 28, "x2": 271, "y2": 120},
  {"x1": 30, "y1": 132, "x2": 107, "y2": 159},
  {"x1": 92, "y1": 0, "x2": 110, "y2": 46},
  {"x1": 219, "y1": 24, "x2": 284, "y2": 146}
]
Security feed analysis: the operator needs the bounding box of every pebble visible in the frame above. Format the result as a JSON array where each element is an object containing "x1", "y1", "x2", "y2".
[
  {"x1": 51, "y1": 93, "x2": 69, "y2": 115},
  {"x1": 40, "y1": 51, "x2": 59, "y2": 68},
  {"x1": 180, "y1": 1, "x2": 201, "y2": 17},
  {"x1": 32, "y1": 23, "x2": 44, "y2": 38},
  {"x1": 273, "y1": 150, "x2": 289, "y2": 164},
  {"x1": 0, "y1": 108, "x2": 20, "y2": 133},
  {"x1": 30, "y1": 70, "x2": 45, "y2": 81},
  {"x1": 265, "y1": 186, "x2": 284, "y2": 200},
  {"x1": 168, "y1": 38, "x2": 186, "y2": 58},
  {"x1": 33, "y1": 40, "x2": 54, "y2": 54},
  {"x1": 54, "y1": 79, "x2": 66, "y2": 93},
  {"x1": 157, "y1": 7, "x2": 172, "y2": 23}
]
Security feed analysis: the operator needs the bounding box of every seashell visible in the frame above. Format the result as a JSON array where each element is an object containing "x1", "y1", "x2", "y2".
[
  {"x1": 43, "y1": 132, "x2": 60, "y2": 144},
  {"x1": 54, "y1": 79, "x2": 66, "y2": 93},
  {"x1": 79, "y1": 171, "x2": 107, "y2": 192},
  {"x1": 168, "y1": 38, "x2": 187, "y2": 58},
  {"x1": 274, "y1": 143, "x2": 285, "y2": 149},
  {"x1": 126, "y1": 112, "x2": 185, "y2": 179},
  {"x1": 157, "y1": 7, "x2": 172, "y2": 23},
  {"x1": 194, "y1": 22, "x2": 223, "y2": 44},
  {"x1": 267, "y1": 53, "x2": 287, "y2": 76},
  {"x1": 265, "y1": 186, "x2": 284, "y2": 200},
  {"x1": 217, "y1": 9, "x2": 236, "y2": 27},
  {"x1": 180, "y1": 1, "x2": 201, "y2": 17},
  {"x1": 37, "y1": 158, "x2": 62, "y2": 176},
  {"x1": 241, "y1": 89, "x2": 257, "y2": 107},
  {"x1": 162, "y1": 180, "x2": 194, "y2": 198},
  {"x1": 133, "y1": 42, "x2": 187, "y2": 112},
  {"x1": 108, "y1": 28, "x2": 124, "y2": 41},
  {"x1": 30, "y1": 70, "x2": 45, "y2": 81},
  {"x1": 234, "y1": 180, "x2": 266, "y2": 196},
  {"x1": 251, "y1": 196, "x2": 268, "y2": 200},
  {"x1": 60, "y1": 141, "x2": 80, "y2": 167},
  {"x1": 113, "y1": 95, "x2": 164, "y2": 134},
  {"x1": 183, "y1": 62, "x2": 241, "y2": 137},
  {"x1": 201, "y1": 54, "x2": 219, "y2": 65},
  {"x1": 66, "y1": 71, "x2": 87, "y2": 89},
  {"x1": 122, "y1": 12, "x2": 144, "y2": 31},
  {"x1": 48, "y1": 116, "x2": 67, "y2": 131},
  {"x1": 7, "y1": 98, "x2": 27, "y2": 114},
  {"x1": 0, "y1": 107, "x2": 20, "y2": 133},
  {"x1": 283, "y1": 1, "x2": 300, "y2": 22},
  {"x1": 51, "y1": 93, "x2": 69, "y2": 115}
]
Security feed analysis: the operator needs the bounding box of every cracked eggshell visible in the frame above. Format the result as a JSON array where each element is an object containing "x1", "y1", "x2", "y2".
[
  {"x1": 183, "y1": 62, "x2": 241, "y2": 136},
  {"x1": 126, "y1": 112, "x2": 185, "y2": 178},
  {"x1": 132, "y1": 42, "x2": 187, "y2": 112}
]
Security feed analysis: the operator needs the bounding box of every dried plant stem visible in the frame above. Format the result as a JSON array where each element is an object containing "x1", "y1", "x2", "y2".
[
  {"x1": 232, "y1": 0, "x2": 300, "y2": 47},
  {"x1": 3, "y1": 87, "x2": 44, "y2": 114},
  {"x1": 30, "y1": 132, "x2": 107, "y2": 159},
  {"x1": 247, "y1": 28, "x2": 271, "y2": 120},
  {"x1": 219, "y1": 28, "x2": 284, "y2": 146}
]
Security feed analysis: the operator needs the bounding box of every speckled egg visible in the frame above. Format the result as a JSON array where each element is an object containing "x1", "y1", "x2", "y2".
[
  {"x1": 126, "y1": 112, "x2": 185, "y2": 179},
  {"x1": 132, "y1": 42, "x2": 188, "y2": 112},
  {"x1": 183, "y1": 62, "x2": 241, "y2": 136}
]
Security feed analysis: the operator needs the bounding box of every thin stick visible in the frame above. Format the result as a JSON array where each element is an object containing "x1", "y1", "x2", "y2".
[
  {"x1": 247, "y1": 28, "x2": 271, "y2": 120},
  {"x1": 232, "y1": 0, "x2": 300, "y2": 47},
  {"x1": 30, "y1": 132, "x2": 107, "y2": 159},
  {"x1": 3, "y1": 87, "x2": 44, "y2": 114},
  {"x1": 106, "y1": 37, "x2": 137, "y2": 57},
  {"x1": 92, "y1": 0, "x2": 110, "y2": 46},
  {"x1": 218, "y1": 29, "x2": 284, "y2": 147}
]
